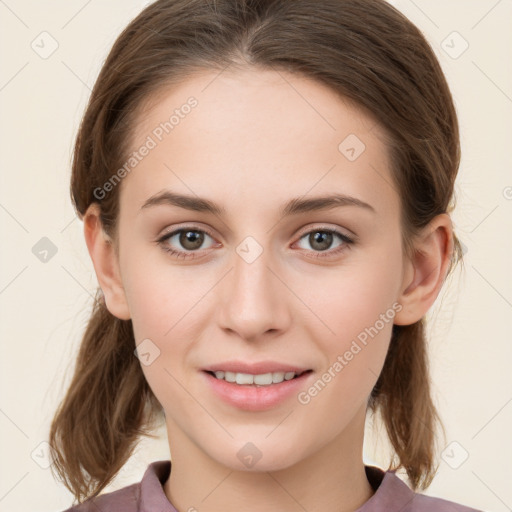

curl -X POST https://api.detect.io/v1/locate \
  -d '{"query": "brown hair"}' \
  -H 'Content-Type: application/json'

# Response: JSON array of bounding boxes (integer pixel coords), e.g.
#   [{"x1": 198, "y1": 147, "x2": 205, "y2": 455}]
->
[{"x1": 49, "y1": 0, "x2": 464, "y2": 504}]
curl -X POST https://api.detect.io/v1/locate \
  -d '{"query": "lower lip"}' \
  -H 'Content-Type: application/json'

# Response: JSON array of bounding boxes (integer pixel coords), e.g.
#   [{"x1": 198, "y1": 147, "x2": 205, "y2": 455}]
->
[{"x1": 201, "y1": 370, "x2": 314, "y2": 411}]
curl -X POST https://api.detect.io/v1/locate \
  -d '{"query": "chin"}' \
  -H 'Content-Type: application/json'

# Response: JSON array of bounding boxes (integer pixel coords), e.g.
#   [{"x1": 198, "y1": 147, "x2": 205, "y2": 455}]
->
[{"x1": 207, "y1": 438, "x2": 306, "y2": 473}]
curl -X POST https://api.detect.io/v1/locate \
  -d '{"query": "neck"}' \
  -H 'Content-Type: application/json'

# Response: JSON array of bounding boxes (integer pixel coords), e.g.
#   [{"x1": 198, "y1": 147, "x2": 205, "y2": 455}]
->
[{"x1": 163, "y1": 405, "x2": 375, "y2": 512}]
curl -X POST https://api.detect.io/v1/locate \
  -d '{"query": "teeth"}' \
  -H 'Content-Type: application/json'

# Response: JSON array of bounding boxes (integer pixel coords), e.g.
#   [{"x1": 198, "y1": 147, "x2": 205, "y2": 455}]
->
[{"x1": 213, "y1": 371, "x2": 298, "y2": 386}]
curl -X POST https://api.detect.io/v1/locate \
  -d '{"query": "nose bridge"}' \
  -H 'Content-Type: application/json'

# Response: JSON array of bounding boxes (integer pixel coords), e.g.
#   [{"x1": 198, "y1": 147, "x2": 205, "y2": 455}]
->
[
  {"x1": 218, "y1": 235, "x2": 288, "y2": 339},
  {"x1": 234, "y1": 236, "x2": 272, "y2": 295}
]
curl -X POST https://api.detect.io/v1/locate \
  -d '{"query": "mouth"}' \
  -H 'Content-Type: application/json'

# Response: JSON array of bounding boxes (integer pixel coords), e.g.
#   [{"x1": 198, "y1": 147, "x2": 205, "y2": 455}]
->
[
  {"x1": 201, "y1": 367, "x2": 315, "y2": 411},
  {"x1": 203, "y1": 369, "x2": 313, "y2": 387}
]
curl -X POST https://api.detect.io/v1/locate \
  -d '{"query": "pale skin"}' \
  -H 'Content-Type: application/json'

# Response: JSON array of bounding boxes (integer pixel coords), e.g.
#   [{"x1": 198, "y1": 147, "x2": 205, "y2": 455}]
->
[{"x1": 83, "y1": 68, "x2": 453, "y2": 512}]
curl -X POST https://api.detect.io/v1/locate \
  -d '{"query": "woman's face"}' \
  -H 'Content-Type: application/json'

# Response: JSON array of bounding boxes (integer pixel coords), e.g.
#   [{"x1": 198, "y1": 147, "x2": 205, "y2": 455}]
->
[{"x1": 110, "y1": 68, "x2": 410, "y2": 471}]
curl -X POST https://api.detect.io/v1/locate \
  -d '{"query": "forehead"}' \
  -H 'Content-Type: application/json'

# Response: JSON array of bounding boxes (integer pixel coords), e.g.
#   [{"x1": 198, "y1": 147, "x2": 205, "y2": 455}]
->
[
  {"x1": 120, "y1": 67, "x2": 397, "y2": 220},
  {"x1": 131, "y1": 66, "x2": 384, "y2": 146}
]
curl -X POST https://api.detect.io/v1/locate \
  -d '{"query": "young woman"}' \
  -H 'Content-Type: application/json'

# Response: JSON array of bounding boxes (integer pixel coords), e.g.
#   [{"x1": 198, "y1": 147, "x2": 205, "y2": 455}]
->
[{"x1": 49, "y1": 0, "x2": 481, "y2": 510}]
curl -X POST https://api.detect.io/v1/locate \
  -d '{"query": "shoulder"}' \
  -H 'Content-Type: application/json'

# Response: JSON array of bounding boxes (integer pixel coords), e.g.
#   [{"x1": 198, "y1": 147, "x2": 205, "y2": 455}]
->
[
  {"x1": 59, "y1": 482, "x2": 140, "y2": 512},
  {"x1": 408, "y1": 492, "x2": 483, "y2": 512},
  {"x1": 58, "y1": 460, "x2": 173, "y2": 512},
  {"x1": 362, "y1": 466, "x2": 483, "y2": 512}
]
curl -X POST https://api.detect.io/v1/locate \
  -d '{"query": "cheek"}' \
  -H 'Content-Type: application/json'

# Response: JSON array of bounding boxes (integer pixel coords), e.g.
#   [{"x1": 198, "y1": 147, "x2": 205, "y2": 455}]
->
[
  {"x1": 292, "y1": 247, "x2": 402, "y2": 408},
  {"x1": 123, "y1": 257, "x2": 205, "y2": 409},
  {"x1": 295, "y1": 277, "x2": 397, "y2": 438},
  {"x1": 120, "y1": 242, "x2": 203, "y2": 338},
  {"x1": 296, "y1": 253, "x2": 402, "y2": 347}
]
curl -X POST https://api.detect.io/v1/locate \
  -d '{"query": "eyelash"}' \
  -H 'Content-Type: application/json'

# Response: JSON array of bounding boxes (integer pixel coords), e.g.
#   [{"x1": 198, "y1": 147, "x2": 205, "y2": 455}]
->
[{"x1": 156, "y1": 225, "x2": 355, "y2": 261}]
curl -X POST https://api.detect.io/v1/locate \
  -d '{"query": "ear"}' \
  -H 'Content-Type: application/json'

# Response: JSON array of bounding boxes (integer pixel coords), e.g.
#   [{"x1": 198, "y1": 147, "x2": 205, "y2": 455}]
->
[
  {"x1": 393, "y1": 213, "x2": 454, "y2": 326},
  {"x1": 83, "y1": 203, "x2": 131, "y2": 320}
]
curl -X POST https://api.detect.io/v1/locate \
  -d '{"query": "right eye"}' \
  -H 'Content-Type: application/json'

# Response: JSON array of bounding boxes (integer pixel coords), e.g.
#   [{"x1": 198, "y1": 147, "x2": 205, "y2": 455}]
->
[{"x1": 157, "y1": 227, "x2": 218, "y2": 259}]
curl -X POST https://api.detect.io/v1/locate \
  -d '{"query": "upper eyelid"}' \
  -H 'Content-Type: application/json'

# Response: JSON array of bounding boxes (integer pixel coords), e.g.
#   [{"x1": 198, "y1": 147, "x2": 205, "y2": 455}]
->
[
  {"x1": 295, "y1": 224, "x2": 355, "y2": 240},
  {"x1": 158, "y1": 223, "x2": 215, "y2": 239}
]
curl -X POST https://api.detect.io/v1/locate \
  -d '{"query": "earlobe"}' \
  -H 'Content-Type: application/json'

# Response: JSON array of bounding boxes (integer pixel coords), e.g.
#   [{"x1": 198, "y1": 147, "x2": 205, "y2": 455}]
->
[
  {"x1": 393, "y1": 214, "x2": 453, "y2": 326},
  {"x1": 83, "y1": 204, "x2": 131, "y2": 320}
]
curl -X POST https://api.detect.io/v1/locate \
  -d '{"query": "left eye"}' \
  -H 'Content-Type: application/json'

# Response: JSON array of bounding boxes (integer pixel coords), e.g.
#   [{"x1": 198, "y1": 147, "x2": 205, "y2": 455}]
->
[{"x1": 294, "y1": 228, "x2": 354, "y2": 257}]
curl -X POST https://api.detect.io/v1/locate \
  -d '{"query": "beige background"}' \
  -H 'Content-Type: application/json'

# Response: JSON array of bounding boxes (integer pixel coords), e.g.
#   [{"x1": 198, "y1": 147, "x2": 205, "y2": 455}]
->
[{"x1": 0, "y1": 1, "x2": 511, "y2": 511}]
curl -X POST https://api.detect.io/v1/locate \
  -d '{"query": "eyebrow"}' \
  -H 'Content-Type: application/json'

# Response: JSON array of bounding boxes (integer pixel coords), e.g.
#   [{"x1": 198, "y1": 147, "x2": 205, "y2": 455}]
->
[{"x1": 140, "y1": 190, "x2": 376, "y2": 217}]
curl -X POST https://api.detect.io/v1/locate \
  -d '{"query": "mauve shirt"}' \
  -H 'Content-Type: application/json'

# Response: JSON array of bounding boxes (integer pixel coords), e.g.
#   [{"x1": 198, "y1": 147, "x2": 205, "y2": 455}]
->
[{"x1": 61, "y1": 460, "x2": 482, "y2": 511}]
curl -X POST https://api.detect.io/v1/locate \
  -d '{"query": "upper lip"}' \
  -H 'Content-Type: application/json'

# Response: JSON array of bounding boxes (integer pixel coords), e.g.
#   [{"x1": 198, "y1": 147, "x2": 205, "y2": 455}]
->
[{"x1": 202, "y1": 361, "x2": 312, "y2": 375}]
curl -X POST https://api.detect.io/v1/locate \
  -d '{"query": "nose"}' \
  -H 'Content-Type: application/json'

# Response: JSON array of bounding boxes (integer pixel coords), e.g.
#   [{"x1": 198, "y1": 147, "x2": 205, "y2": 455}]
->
[{"x1": 217, "y1": 242, "x2": 291, "y2": 342}]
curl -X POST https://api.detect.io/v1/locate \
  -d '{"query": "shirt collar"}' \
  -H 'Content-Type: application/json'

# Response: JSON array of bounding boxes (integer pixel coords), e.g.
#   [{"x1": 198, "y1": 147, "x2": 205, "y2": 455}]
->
[
  {"x1": 139, "y1": 460, "x2": 415, "y2": 512},
  {"x1": 355, "y1": 465, "x2": 415, "y2": 511}
]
